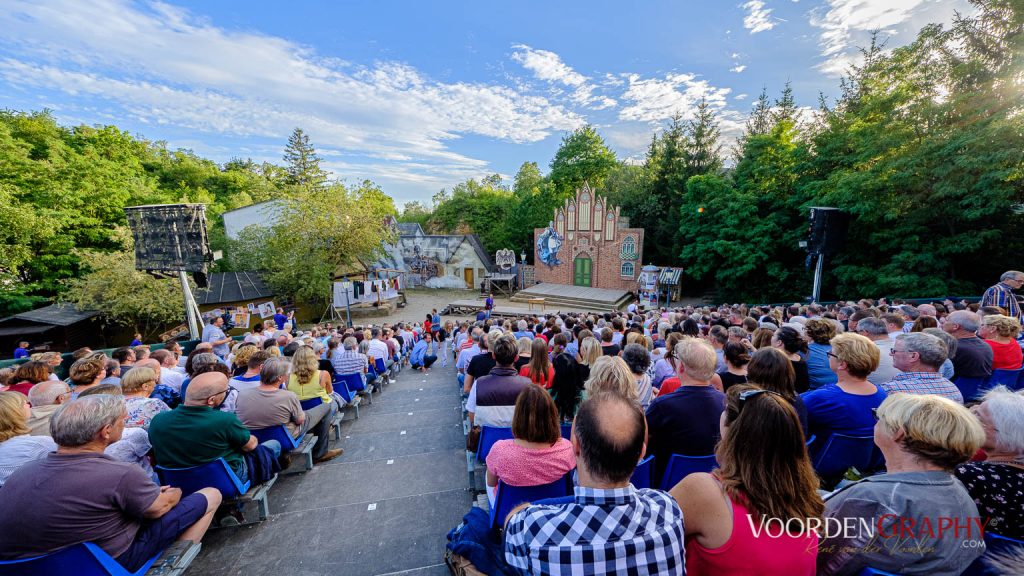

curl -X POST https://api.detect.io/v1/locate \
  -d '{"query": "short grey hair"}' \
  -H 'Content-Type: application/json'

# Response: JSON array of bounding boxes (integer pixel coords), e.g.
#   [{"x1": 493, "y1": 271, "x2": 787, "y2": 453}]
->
[
  {"x1": 50, "y1": 394, "x2": 125, "y2": 447},
  {"x1": 895, "y1": 333, "x2": 947, "y2": 368},
  {"x1": 192, "y1": 353, "x2": 221, "y2": 371},
  {"x1": 856, "y1": 317, "x2": 888, "y2": 336},
  {"x1": 922, "y1": 327, "x2": 958, "y2": 358},
  {"x1": 1000, "y1": 270, "x2": 1024, "y2": 282},
  {"x1": 260, "y1": 357, "x2": 291, "y2": 386},
  {"x1": 981, "y1": 386, "x2": 1024, "y2": 456},
  {"x1": 28, "y1": 380, "x2": 71, "y2": 407},
  {"x1": 343, "y1": 337, "x2": 357, "y2": 351},
  {"x1": 947, "y1": 310, "x2": 981, "y2": 333},
  {"x1": 517, "y1": 320, "x2": 528, "y2": 331},
  {"x1": 371, "y1": 327, "x2": 381, "y2": 338}
]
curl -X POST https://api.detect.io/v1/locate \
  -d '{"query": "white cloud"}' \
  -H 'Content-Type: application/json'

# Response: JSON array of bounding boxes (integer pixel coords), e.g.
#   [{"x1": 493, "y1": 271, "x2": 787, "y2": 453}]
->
[
  {"x1": 511, "y1": 44, "x2": 616, "y2": 109},
  {"x1": 0, "y1": 0, "x2": 585, "y2": 188},
  {"x1": 742, "y1": 1, "x2": 776, "y2": 34},
  {"x1": 735, "y1": 93, "x2": 750, "y2": 100},
  {"x1": 618, "y1": 73, "x2": 732, "y2": 124},
  {"x1": 730, "y1": 65, "x2": 748, "y2": 73},
  {"x1": 810, "y1": 0, "x2": 973, "y2": 76}
]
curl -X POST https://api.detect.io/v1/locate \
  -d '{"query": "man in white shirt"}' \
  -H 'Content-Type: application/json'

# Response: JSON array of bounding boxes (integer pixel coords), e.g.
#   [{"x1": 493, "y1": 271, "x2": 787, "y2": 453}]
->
[
  {"x1": 150, "y1": 350, "x2": 185, "y2": 393},
  {"x1": 366, "y1": 327, "x2": 390, "y2": 368}
]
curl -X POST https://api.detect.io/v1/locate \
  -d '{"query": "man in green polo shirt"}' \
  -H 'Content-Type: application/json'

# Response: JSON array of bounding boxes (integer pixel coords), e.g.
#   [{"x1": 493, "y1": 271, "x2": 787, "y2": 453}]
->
[{"x1": 150, "y1": 372, "x2": 280, "y2": 482}]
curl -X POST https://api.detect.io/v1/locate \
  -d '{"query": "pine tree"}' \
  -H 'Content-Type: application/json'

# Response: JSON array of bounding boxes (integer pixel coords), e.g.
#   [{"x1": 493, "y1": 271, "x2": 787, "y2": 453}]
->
[
  {"x1": 683, "y1": 99, "x2": 723, "y2": 176},
  {"x1": 282, "y1": 127, "x2": 328, "y2": 189}
]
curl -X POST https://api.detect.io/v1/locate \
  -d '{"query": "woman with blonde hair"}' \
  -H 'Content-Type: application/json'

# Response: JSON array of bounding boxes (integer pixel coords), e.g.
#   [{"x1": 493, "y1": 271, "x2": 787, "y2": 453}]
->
[
  {"x1": 120, "y1": 367, "x2": 169, "y2": 429},
  {"x1": 520, "y1": 337, "x2": 555, "y2": 388},
  {"x1": 820, "y1": 393, "x2": 986, "y2": 575},
  {"x1": 979, "y1": 314, "x2": 1023, "y2": 370},
  {"x1": 230, "y1": 343, "x2": 259, "y2": 377},
  {"x1": 671, "y1": 385, "x2": 822, "y2": 575},
  {"x1": 37, "y1": 351, "x2": 63, "y2": 381},
  {"x1": 0, "y1": 391, "x2": 56, "y2": 487},
  {"x1": 584, "y1": 356, "x2": 638, "y2": 402},
  {"x1": 288, "y1": 346, "x2": 343, "y2": 463},
  {"x1": 514, "y1": 336, "x2": 532, "y2": 371}
]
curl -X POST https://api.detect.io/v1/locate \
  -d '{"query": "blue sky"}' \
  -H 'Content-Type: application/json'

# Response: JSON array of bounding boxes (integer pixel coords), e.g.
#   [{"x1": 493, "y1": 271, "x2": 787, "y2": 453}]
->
[{"x1": 0, "y1": 0, "x2": 972, "y2": 207}]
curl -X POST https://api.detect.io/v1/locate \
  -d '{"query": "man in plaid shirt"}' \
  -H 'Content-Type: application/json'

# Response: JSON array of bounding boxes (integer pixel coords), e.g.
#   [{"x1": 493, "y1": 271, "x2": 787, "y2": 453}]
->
[
  {"x1": 504, "y1": 392, "x2": 686, "y2": 575},
  {"x1": 881, "y1": 333, "x2": 963, "y2": 403},
  {"x1": 981, "y1": 271, "x2": 1024, "y2": 321}
]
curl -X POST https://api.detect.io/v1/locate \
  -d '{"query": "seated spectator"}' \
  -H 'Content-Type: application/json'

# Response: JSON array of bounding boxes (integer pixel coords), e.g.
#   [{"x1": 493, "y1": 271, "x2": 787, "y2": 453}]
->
[
  {"x1": 332, "y1": 337, "x2": 369, "y2": 384},
  {"x1": 485, "y1": 385, "x2": 575, "y2": 505},
  {"x1": 955, "y1": 386, "x2": 1024, "y2": 539},
  {"x1": 804, "y1": 318, "x2": 839, "y2": 389},
  {"x1": 466, "y1": 333, "x2": 530, "y2": 428},
  {"x1": 0, "y1": 394, "x2": 221, "y2": 571},
  {"x1": 910, "y1": 315, "x2": 939, "y2": 332},
  {"x1": 77, "y1": 384, "x2": 156, "y2": 476},
  {"x1": 979, "y1": 314, "x2": 1023, "y2": 370},
  {"x1": 802, "y1": 333, "x2": 887, "y2": 454},
  {"x1": 504, "y1": 392, "x2": 685, "y2": 575},
  {"x1": 101, "y1": 357, "x2": 122, "y2": 386},
  {"x1": 228, "y1": 350, "x2": 270, "y2": 397},
  {"x1": 0, "y1": 391, "x2": 57, "y2": 486},
  {"x1": 772, "y1": 326, "x2": 810, "y2": 393},
  {"x1": 229, "y1": 343, "x2": 259, "y2": 378},
  {"x1": 670, "y1": 385, "x2": 822, "y2": 575},
  {"x1": 519, "y1": 337, "x2": 554, "y2": 388},
  {"x1": 717, "y1": 341, "x2": 750, "y2": 392},
  {"x1": 599, "y1": 328, "x2": 621, "y2": 356},
  {"x1": 120, "y1": 367, "x2": 170, "y2": 430},
  {"x1": 464, "y1": 331, "x2": 500, "y2": 395},
  {"x1": 111, "y1": 347, "x2": 137, "y2": 377},
  {"x1": 513, "y1": 337, "x2": 532, "y2": 371},
  {"x1": 923, "y1": 327, "x2": 958, "y2": 380},
  {"x1": 179, "y1": 352, "x2": 229, "y2": 400},
  {"x1": 751, "y1": 327, "x2": 775, "y2": 349},
  {"x1": 150, "y1": 372, "x2": 282, "y2": 483},
  {"x1": 819, "y1": 393, "x2": 985, "y2": 575},
  {"x1": 150, "y1": 350, "x2": 185, "y2": 394},
  {"x1": 882, "y1": 333, "x2": 962, "y2": 403},
  {"x1": 584, "y1": 356, "x2": 639, "y2": 402},
  {"x1": 8, "y1": 360, "x2": 48, "y2": 397},
  {"x1": 707, "y1": 325, "x2": 729, "y2": 372},
  {"x1": 410, "y1": 332, "x2": 438, "y2": 371},
  {"x1": 621, "y1": 343, "x2": 654, "y2": 408},
  {"x1": 748, "y1": 348, "x2": 808, "y2": 434},
  {"x1": 287, "y1": 347, "x2": 343, "y2": 464},
  {"x1": 27, "y1": 380, "x2": 72, "y2": 435},
  {"x1": 943, "y1": 310, "x2": 993, "y2": 379},
  {"x1": 646, "y1": 338, "x2": 726, "y2": 481},
  {"x1": 651, "y1": 333, "x2": 683, "y2": 389},
  {"x1": 236, "y1": 358, "x2": 307, "y2": 439},
  {"x1": 551, "y1": 333, "x2": 584, "y2": 422}
]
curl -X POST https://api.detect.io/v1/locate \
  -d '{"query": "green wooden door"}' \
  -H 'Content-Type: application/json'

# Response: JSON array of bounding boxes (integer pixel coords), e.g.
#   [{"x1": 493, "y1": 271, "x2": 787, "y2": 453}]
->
[{"x1": 573, "y1": 257, "x2": 592, "y2": 287}]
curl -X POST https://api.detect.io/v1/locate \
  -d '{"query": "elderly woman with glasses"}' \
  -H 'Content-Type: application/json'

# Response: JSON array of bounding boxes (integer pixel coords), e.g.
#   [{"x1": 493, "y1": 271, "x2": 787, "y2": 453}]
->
[
  {"x1": 819, "y1": 393, "x2": 986, "y2": 576},
  {"x1": 120, "y1": 367, "x2": 170, "y2": 430},
  {"x1": 955, "y1": 386, "x2": 1024, "y2": 539},
  {"x1": 669, "y1": 385, "x2": 823, "y2": 575}
]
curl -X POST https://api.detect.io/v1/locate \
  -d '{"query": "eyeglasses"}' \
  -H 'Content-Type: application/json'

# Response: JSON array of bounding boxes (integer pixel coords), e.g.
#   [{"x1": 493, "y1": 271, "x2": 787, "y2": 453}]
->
[
  {"x1": 737, "y1": 389, "x2": 783, "y2": 414},
  {"x1": 826, "y1": 351, "x2": 839, "y2": 359},
  {"x1": 197, "y1": 387, "x2": 231, "y2": 401}
]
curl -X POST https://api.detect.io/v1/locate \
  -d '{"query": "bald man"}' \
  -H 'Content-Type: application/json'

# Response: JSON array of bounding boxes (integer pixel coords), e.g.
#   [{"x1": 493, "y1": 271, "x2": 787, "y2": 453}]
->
[
  {"x1": 149, "y1": 372, "x2": 281, "y2": 484},
  {"x1": 504, "y1": 392, "x2": 686, "y2": 575}
]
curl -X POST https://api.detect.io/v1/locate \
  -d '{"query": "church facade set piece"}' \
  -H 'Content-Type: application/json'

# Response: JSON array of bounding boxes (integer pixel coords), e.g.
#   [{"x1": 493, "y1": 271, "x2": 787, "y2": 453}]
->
[{"x1": 533, "y1": 184, "x2": 644, "y2": 291}]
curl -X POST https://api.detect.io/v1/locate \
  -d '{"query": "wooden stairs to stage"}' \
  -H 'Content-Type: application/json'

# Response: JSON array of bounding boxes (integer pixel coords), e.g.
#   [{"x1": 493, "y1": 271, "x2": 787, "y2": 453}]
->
[{"x1": 510, "y1": 283, "x2": 634, "y2": 312}]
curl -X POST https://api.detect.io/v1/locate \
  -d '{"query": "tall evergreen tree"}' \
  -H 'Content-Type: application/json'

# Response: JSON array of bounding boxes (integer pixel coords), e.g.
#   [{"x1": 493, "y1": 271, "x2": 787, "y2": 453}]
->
[
  {"x1": 683, "y1": 99, "x2": 724, "y2": 177},
  {"x1": 282, "y1": 127, "x2": 328, "y2": 189}
]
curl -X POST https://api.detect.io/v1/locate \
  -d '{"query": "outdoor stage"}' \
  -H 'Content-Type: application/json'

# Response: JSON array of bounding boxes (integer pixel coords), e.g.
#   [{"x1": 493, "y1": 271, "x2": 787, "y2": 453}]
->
[{"x1": 510, "y1": 283, "x2": 633, "y2": 311}]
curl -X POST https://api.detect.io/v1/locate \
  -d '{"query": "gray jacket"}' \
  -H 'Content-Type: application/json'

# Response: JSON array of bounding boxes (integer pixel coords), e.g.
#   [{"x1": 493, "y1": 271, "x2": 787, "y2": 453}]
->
[{"x1": 818, "y1": 471, "x2": 984, "y2": 576}]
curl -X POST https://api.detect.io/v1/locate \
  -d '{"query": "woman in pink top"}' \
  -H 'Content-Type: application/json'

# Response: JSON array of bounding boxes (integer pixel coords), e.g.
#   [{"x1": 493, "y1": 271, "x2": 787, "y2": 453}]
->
[
  {"x1": 485, "y1": 385, "x2": 575, "y2": 506},
  {"x1": 670, "y1": 384, "x2": 823, "y2": 575}
]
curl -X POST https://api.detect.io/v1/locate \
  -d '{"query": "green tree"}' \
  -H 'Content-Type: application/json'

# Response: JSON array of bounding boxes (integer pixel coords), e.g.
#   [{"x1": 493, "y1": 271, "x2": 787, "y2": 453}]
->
[
  {"x1": 397, "y1": 201, "x2": 433, "y2": 228},
  {"x1": 548, "y1": 125, "x2": 617, "y2": 197},
  {"x1": 282, "y1": 127, "x2": 328, "y2": 189},
  {"x1": 428, "y1": 176, "x2": 518, "y2": 254}
]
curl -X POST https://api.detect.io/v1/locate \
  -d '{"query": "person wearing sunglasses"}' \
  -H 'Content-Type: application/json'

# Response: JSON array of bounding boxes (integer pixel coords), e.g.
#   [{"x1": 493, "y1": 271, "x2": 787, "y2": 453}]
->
[
  {"x1": 819, "y1": 393, "x2": 985, "y2": 575},
  {"x1": 669, "y1": 385, "x2": 823, "y2": 575}
]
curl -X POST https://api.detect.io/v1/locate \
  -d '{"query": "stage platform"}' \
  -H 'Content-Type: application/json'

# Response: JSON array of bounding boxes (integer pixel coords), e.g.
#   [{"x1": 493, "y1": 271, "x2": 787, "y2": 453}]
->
[{"x1": 510, "y1": 283, "x2": 633, "y2": 311}]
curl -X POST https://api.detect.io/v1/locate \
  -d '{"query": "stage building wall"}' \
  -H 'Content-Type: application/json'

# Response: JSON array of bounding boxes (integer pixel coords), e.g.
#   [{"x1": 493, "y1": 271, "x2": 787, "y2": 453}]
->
[{"x1": 533, "y1": 184, "x2": 643, "y2": 292}]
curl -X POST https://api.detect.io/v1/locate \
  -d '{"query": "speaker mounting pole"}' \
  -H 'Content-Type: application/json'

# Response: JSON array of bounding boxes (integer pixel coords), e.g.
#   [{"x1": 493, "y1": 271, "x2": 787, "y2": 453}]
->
[{"x1": 811, "y1": 253, "x2": 825, "y2": 303}]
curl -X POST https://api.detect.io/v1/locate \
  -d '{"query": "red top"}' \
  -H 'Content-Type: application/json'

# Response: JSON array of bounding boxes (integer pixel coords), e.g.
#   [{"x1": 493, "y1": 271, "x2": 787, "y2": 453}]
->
[
  {"x1": 423, "y1": 320, "x2": 432, "y2": 334},
  {"x1": 986, "y1": 339, "x2": 1023, "y2": 370},
  {"x1": 686, "y1": 491, "x2": 818, "y2": 576},
  {"x1": 485, "y1": 438, "x2": 575, "y2": 487},
  {"x1": 6, "y1": 380, "x2": 36, "y2": 399},
  {"x1": 519, "y1": 365, "x2": 555, "y2": 389},
  {"x1": 658, "y1": 377, "x2": 682, "y2": 396}
]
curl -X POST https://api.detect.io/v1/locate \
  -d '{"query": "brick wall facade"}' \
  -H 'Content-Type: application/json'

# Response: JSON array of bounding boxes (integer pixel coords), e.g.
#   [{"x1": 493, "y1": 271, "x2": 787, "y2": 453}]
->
[{"x1": 533, "y1": 184, "x2": 644, "y2": 292}]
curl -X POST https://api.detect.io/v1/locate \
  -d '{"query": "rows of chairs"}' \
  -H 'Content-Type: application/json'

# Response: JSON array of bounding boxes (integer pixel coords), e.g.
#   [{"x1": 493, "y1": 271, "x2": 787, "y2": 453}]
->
[{"x1": 954, "y1": 367, "x2": 1024, "y2": 402}]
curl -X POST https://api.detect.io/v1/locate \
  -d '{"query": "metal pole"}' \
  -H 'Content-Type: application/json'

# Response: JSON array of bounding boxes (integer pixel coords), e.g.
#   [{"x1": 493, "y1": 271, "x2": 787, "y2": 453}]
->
[
  {"x1": 179, "y1": 271, "x2": 200, "y2": 340},
  {"x1": 345, "y1": 289, "x2": 352, "y2": 327},
  {"x1": 812, "y1": 253, "x2": 825, "y2": 303}
]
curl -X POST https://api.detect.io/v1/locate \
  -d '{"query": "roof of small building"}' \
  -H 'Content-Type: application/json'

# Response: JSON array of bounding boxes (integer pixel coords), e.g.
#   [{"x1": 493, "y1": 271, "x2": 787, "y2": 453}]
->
[
  {"x1": 195, "y1": 272, "x2": 274, "y2": 305},
  {"x1": 1, "y1": 304, "x2": 100, "y2": 327}
]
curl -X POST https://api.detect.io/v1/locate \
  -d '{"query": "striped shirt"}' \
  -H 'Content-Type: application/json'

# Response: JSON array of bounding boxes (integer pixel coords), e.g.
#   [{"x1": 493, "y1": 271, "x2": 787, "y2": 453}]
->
[
  {"x1": 881, "y1": 372, "x2": 963, "y2": 403},
  {"x1": 982, "y1": 283, "x2": 1021, "y2": 320},
  {"x1": 505, "y1": 485, "x2": 686, "y2": 576}
]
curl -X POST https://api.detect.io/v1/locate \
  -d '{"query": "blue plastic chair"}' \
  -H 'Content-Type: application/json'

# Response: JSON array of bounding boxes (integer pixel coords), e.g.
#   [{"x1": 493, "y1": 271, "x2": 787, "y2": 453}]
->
[
  {"x1": 806, "y1": 434, "x2": 816, "y2": 447},
  {"x1": 156, "y1": 457, "x2": 250, "y2": 499},
  {"x1": 560, "y1": 423, "x2": 572, "y2": 441},
  {"x1": 954, "y1": 376, "x2": 990, "y2": 403},
  {"x1": 250, "y1": 424, "x2": 302, "y2": 451},
  {"x1": 812, "y1": 434, "x2": 876, "y2": 478},
  {"x1": 962, "y1": 532, "x2": 1024, "y2": 576},
  {"x1": 856, "y1": 568, "x2": 902, "y2": 576},
  {"x1": 631, "y1": 455, "x2": 654, "y2": 489},
  {"x1": 988, "y1": 368, "x2": 1023, "y2": 391},
  {"x1": 476, "y1": 426, "x2": 514, "y2": 464},
  {"x1": 659, "y1": 454, "x2": 718, "y2": 490},
  {"x1": 374, "y1": 358, "x2": 389, "y2": 386},
  {"x1": 489, "y1": 476, "x2": 570, "y2": 530},
  {"x1": 0, "y1": 542, "x2": 160, "y2": 576}
]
